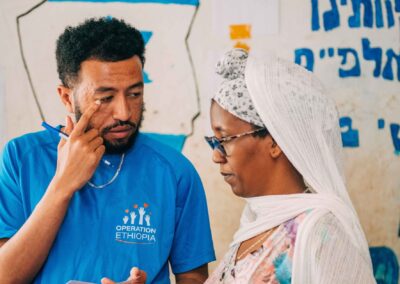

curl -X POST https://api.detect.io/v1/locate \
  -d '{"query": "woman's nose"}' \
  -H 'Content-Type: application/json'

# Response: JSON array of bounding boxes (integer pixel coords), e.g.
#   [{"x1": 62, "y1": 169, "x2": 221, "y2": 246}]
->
[{"x1": 212, "y1": 148, "x2": 227, "y2": 164}]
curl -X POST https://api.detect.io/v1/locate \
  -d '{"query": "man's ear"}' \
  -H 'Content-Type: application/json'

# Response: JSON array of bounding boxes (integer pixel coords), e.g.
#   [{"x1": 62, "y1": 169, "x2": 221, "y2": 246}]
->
[
  {"x1": 269, "y1": 138, "x2": 283, "y2": 159},
  {"x1": 57, "y1": 85, "x2": 75, "y2": 113}
]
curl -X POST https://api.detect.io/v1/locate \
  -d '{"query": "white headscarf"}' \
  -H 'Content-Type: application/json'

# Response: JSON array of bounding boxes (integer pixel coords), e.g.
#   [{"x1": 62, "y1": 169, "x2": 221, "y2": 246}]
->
[{"x1": 214, "y1": 49, "x2": 375, "y2": 283}]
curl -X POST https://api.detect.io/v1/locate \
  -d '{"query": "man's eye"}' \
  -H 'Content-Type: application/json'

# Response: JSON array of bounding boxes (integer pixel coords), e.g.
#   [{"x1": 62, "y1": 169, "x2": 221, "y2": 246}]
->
[
  {"x1": 128, "y1": 92, "x2": 141, "y2": 98},
  {"x1": 99, "y1": 96, "x2": 113, "y2": 103}
]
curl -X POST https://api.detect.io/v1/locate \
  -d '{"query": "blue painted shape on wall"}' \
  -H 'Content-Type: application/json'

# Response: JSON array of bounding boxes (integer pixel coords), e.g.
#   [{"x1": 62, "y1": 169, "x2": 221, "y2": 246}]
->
[
  {"x1": 362, "y1": 38, "x2": 382, "y2": 78},
  {"x1": 362, "y1": 0, "x2": 374, "y2": 27},
  {"x1": 348, "y1": 0, "x2": 362, "y2": 27},
  {"x1": 389, "y1": 123, "x2": 400, "y2": 153},
  {"x1": 48, "y1": 0, "x2": 199, "y2": 5},
  {"x1": 143, "y1": 72, "x2": 152, "y2": 84},
  {"x1": 369, "y1": 246, "x2": 399, "y2": 284},
  {"x1": 339, "y1": 116, "x2": 360, "y2": 147},
  {"x1": 311, "y1": 0, "x2": 321, "y2": 31},
  {"x1": 340, "y1": 0, "x2": 347, "y2": 4},
  {"x1": 378, "y1": 119, "x2": 385, "y2": 129},
  {"x1": 144, "y1": 133, "x2": 187, "y2": 151},
  {"x1": 328, "y1": 47, "x2": 335, "y2": 57},
  {"x1": 385, "y1": 0, "x2": 395, "y2": 27},
  {"x1": 141, "y1": 31, "x2": 153, "y2": 45},
  {"x1": 140, "y1": 31, "x2": 153, "y2": 84},
  {"x1": 295, "y1": 48, "x2": 314, "y2": 71},
  {"x1": 349, "y1": 0, "x2": 373, "y2": 28},
  {"x1": 319, "y1": 49, "x2": 326, "y2": 59},
  {"x1": 382, "y1": 49, "x2": 400, "y2": 81},
  {"x1": 395, "y1": 0, "x2": 400, "y2": 12},
  {"x1": 338, "y1": 48, "x2": 361, "y2": 77},
  {"x1": 375, "y1": 0, "x2": 384, "y2": 28},
  {"x1": 323, "y1": 0, "x2": 341, "y2": 31}
]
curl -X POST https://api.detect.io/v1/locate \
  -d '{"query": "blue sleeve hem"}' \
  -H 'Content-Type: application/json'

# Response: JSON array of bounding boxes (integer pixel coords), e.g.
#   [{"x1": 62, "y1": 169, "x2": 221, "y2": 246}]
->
[
  {"x1": 0, "y1": 231, "x2": 15, "y2": 239},
  {"x1": 171, "y1": 251, "x2": 216, "y2": 274}
]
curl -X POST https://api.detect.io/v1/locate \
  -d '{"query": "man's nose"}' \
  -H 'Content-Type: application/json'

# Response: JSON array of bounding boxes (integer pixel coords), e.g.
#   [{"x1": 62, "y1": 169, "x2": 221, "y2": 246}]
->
[{"x1": 112, "y1": 96, "x2": 131, "y2": 121}]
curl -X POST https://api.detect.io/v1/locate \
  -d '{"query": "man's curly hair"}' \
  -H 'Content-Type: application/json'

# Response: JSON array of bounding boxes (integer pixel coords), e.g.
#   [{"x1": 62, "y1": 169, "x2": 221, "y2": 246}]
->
[{"x1": 56, "y1": 17, "x2": 145, "y2": 87}]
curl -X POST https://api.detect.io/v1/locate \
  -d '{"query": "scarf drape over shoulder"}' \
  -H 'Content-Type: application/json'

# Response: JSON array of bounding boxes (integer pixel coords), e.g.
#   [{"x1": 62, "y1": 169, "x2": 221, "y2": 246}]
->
[{"x1": 214, "y1": 49, "x2": 375, "y2": 283}]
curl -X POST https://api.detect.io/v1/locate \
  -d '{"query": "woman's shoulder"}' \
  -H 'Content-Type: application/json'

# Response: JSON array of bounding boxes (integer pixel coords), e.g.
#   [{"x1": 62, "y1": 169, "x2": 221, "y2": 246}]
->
[
  {"x1": 306, "y1": 210, "x2": 348, "y2": 241},
  {"x1": 302, "y1": 211, "x2": 376, "y2": 283}
]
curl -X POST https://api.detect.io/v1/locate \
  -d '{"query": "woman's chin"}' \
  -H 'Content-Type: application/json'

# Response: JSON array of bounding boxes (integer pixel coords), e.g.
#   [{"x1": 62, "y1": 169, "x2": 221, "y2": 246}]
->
[
  {"x1": 223, "y1": 176, "x2": 248, "y2": 197},
  {"x1": 230, "y1": 185, "x2": 245, "y2": 198}
]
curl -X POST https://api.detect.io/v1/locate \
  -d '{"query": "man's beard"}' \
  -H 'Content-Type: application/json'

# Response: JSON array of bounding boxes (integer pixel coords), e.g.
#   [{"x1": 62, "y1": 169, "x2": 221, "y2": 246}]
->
[{"x1": 74, "y1": 105, "x2": 144, "y2": 155}]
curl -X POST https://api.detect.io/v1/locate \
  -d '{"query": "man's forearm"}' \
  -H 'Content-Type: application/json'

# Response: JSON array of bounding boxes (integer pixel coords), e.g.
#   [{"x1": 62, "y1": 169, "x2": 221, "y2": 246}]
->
[
  {"x1": 176, "y1": 279, "x2": 205, "y2": 284},
  {"x1": 0, "y1": 180, "x2": 73, "y2": 283},
  {"x1": 175, "y1": 264, "x2": 208, "y2": 284}
]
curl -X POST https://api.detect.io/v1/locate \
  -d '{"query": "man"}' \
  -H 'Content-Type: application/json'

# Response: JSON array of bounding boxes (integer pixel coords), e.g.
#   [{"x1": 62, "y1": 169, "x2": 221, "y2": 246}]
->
[{"x1": 0, "y1": 18, "x2": 215, "y2": 283}]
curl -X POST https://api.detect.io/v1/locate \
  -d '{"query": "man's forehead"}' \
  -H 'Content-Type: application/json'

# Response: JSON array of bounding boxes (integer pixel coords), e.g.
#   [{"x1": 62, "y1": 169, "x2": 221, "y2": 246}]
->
[
  {"x1": 77, "y1": 57, "x2": 143, "y2": 86},
  {"x1": 81, "y1": 56, "x2": 141, "y2": 72},
  {"x1": 93, "y1": 82, "x2": 144, "y2": 93}
]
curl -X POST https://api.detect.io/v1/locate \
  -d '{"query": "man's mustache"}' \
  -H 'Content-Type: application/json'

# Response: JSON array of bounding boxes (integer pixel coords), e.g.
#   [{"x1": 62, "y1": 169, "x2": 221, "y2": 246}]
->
[{"x1": 101, "y1": 120, "x2": 137, "y2": 135}]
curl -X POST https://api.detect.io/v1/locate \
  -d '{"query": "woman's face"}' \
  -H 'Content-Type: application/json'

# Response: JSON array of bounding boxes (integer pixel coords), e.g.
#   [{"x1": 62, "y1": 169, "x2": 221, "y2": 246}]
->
[{"x1": 209, "y1": 102, "x2": 274, "y2": 197}]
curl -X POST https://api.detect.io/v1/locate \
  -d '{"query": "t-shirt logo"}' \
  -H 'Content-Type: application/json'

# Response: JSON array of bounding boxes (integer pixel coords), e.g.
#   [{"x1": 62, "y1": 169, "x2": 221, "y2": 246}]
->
[{"x1": 115, "y1": 202, "x2": 157, "y2": 244}]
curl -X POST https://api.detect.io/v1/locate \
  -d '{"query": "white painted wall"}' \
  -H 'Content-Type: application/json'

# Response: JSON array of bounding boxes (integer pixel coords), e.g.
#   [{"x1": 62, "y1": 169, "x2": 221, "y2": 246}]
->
[{"x1": 0, "y1": 0, "x2": 398, "y2": 275}]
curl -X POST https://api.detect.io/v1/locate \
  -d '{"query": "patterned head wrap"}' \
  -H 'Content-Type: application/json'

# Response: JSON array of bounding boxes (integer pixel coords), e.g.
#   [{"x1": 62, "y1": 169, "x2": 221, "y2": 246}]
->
[{"x1": 213, "y1": 49, "x2": 264, "y2": 127}]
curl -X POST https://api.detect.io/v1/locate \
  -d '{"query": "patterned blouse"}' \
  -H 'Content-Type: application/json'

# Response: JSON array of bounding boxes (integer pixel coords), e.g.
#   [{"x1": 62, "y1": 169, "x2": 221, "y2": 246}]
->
[{"x1": 205, "y1": 211, "x2": 310, "y2": 284}]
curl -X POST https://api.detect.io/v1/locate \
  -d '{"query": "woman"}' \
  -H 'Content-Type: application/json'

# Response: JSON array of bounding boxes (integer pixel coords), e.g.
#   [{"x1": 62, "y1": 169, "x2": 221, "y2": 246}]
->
[{"x1": 204, "y1": 49, "x2": 375, "y2": 283}]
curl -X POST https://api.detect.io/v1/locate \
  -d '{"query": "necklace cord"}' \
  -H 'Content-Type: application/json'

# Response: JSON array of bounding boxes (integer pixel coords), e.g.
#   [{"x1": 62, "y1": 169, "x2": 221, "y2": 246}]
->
[
  {"x1": 87, "y1": 153, "x2": 125, "y2": 189},
  {"x1": 235, "y1": 229, "x2": 275, "y2": 261}
]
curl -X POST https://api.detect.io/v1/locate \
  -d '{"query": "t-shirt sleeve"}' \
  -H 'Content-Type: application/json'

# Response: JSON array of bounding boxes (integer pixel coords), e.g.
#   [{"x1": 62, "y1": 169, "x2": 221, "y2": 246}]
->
[
  {"x1": 169, "y1": 160, "x2": 216, "y2": 274},
  {"x1": 0, "y1": 141, "x2": 25, "y2": 239}
]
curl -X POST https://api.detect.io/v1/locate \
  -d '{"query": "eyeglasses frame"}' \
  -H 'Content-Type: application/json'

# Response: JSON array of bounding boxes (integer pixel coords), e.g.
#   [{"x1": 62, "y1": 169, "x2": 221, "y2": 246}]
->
[{"x1": 204, "y1": 128, "x2": 267, "y2": 157}]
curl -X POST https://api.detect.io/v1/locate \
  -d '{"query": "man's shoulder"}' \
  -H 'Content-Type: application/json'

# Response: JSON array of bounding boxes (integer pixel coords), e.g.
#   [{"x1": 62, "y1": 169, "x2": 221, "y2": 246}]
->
[
  {"x1": 3, "y1": 130, "x2": 57, "y2": 158},
  {"x1": 137, "y1": 133, "x2": 197, "y2": 173}
]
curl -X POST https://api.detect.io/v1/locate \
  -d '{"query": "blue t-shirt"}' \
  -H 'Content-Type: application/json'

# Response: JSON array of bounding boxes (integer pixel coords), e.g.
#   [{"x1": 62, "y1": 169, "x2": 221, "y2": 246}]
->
[{"x1": 0, "y1": 130, "x2": 215, "y2": 283}]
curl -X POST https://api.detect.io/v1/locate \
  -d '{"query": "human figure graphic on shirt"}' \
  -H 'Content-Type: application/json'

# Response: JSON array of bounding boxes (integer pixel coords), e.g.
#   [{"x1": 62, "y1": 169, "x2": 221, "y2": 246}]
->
[
  {"x1": 138, "y1": 207, "x2": 146, "y2": 225},
  {"x1": 145, "y1": 215, "x2": 151, "y2": 226},
  {"x1": 130, "y1": 211, "x2": 137, "y2": 225}
]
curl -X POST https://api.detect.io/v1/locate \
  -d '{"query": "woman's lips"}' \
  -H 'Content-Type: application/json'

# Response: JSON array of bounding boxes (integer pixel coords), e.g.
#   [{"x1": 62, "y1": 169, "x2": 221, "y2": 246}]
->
[{"x1": 221, "y1": 172, "x2": 234, "y2": 182}]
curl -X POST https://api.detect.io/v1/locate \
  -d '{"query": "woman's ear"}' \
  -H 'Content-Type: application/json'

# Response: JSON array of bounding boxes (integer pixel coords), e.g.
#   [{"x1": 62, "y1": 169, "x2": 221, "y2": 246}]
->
[
  {"x1": 57, "y1": 85, "x2": 75, "y2": 114},
  {"x1": 269, "y1": 138, "x2": 283, "y2": 159}
]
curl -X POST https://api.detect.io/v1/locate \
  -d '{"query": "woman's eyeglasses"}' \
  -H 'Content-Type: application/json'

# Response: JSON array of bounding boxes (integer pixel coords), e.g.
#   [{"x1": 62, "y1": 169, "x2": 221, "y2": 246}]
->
[{"x1": 204, "y1": 128, "x2": 267, "y2": 157}]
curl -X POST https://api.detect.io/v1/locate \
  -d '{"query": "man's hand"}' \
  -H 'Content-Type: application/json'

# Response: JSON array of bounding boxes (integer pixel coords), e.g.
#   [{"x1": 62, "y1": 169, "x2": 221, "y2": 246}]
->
[
  {"x1": 101, "y1": 267, "x2": 147, "y2": 284},
  {"x1": 0, "y1": 104, "x2": 105, "y2": 283},
  {"x1": 53, "y1": 103, "x2": 105, "y2": 195}
]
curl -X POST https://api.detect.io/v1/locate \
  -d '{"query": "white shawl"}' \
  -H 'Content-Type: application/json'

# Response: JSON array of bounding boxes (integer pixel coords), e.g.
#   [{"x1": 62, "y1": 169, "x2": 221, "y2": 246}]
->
[{"x1": 228, "y1": 52, "x2": 375, "y2": 283}]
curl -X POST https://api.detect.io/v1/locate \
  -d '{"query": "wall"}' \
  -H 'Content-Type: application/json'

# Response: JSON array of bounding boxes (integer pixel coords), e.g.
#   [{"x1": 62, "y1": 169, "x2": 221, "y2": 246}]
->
[{"x1": 0, "y1": 0, "x2": 398, "y2": 281}]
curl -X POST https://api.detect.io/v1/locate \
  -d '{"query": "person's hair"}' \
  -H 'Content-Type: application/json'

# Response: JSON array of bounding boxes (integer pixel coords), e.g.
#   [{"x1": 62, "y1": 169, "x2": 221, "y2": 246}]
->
[
  {"x1": 251, "y1": 123, "x2": 269, "y2": 138},
  {"x1": 56, "y1": 17, "x2": 145, "y2": 87}
]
